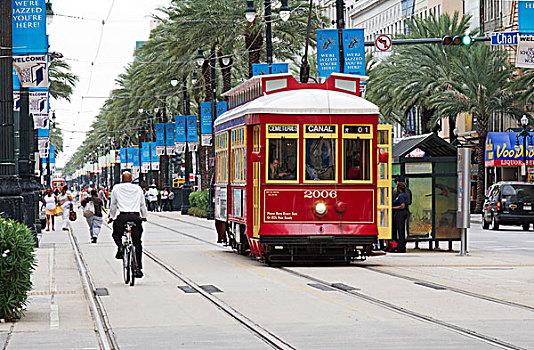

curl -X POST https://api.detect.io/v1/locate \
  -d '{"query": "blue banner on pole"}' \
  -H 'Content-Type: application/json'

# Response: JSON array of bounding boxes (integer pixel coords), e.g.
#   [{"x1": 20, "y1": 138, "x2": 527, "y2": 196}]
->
[
  {"x1": 132, "y1": 148, "x2": 140, "y2": 166},
  {"x1": 200, "y1": 102, "x2": 212, "y2": 134},
  {"x1": 217, "y1": 101, "x2": 228, "y2": 117},
  {"x1": 519, "y1": 1, "x2": 534, "y2": 33},
  {"x1": 165, "y1": 123, "x2": 175, "y2": 146},
  {"x1": 187, "y1": 115, "x2": 198, "y2": 142},
  {"x1": 127, "y1": 148, "x2": 135, "y2": 166},
  {"x1": 12, "y1": 0, "x2": 48, "y2": 54},
  {"x1": 252, "y1": 63, "x2": 290, "y2": 76},
  {"x1": 175, "y1": 115, "x2": 186, "y2": 142},
  {"x1": 342, "y1": 28, "x2": 365, "y2": 75},
  {"x1": 155, "y1": 123, "x2": 165, "y2": 146},
  {"x1": 317, "y1": 29, "x2": 340, "y2": 78},
  {"x1": 49, "y1": 145, "x2": 55, "y2": 163},
  {"x1": 120, "y1": 148, "x2": 127, "y2": 164},
  {"x1": 37, "y1": 128, "x2": 49, "y2": 138},
  {"x1": 150, "y1": 142, "x2": 158, "y2": 162},
  {"x1": 141, "y1": 142, "x2": 150, "y2": 164}
]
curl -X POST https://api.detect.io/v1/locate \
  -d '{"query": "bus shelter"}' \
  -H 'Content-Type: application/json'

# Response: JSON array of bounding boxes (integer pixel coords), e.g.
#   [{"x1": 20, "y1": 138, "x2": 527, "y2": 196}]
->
[{"x1": 392, "y1": 133, "x2": 460, "y2": 250}]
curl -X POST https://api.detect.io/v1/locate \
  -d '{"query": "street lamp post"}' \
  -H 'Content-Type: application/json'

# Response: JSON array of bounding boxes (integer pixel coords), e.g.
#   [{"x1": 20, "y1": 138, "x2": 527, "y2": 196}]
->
[
  {"x1": 245, "y1": 0, "x2": 291, "y2": 74},
  {"x1": 514, "y1": 115, "x2": 534, "y2": 182}
]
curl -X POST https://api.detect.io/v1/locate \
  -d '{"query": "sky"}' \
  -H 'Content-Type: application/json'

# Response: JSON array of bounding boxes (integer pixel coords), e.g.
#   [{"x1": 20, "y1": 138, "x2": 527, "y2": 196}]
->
[{"x1": 48, "y1": 0, "x2": 170, "y2": 168}]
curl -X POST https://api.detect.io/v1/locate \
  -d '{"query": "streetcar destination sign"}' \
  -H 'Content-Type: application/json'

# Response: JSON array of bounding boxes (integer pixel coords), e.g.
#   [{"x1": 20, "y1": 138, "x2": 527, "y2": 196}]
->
[
  {"x1": 306, "y1": 125, "x2": 336, "y2": 133},
  {"x1": 344, "y1": 125, "x2": 371, "y2": 135},
  {"x1": 268, "y1": 125, "x2": 297, "y2": 133},
  {"x1": 491, "y1": 32, "x2": 518, "y2": 45}
]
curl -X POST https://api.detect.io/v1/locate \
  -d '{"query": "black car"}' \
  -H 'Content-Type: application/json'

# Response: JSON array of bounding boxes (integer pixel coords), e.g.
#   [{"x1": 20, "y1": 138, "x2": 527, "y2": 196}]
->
[{"x1": 482, "y1": 182, "x2": 534, "y2": 231}]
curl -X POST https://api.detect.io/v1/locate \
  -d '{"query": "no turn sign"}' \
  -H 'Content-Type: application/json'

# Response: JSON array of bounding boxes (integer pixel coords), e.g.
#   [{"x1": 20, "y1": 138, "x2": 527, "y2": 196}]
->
[{"x1": 374, "y1": 34, "x2": 392, "y2": 52}]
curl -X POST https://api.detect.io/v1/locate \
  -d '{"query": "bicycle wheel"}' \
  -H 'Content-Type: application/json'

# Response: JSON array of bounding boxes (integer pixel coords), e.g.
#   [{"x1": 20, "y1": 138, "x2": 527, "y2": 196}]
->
[
  {"x1": 129, "y1": 245, "x2": 136, "y2": 286},
  {"x1": 123, "y1": 246, "x2": 130, "y2": 284}
]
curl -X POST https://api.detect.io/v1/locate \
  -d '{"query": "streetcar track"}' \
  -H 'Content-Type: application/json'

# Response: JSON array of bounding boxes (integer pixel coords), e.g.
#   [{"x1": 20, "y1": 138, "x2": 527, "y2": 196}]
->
[
  {"x1": 147, "y1": 215, "x2": 530, "y2": 349},
  {"x1": 143, "y1": 250, "x2": 295, "y2": 350},
  {"x1": 1, "y1": 324, "x2": 14, "y2": 350},
  {"x1": 67, "y1": 227, "x2": 119, "y2": 350},
  {"x1": 151, "y1": 214, "x2": 534, "y2": 313}
]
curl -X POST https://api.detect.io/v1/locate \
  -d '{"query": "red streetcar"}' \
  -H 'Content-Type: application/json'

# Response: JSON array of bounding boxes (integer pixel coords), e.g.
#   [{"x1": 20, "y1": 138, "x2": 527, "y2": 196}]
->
[{"x1": 214, "y1": 73, "x2": 392, "y2": 263}]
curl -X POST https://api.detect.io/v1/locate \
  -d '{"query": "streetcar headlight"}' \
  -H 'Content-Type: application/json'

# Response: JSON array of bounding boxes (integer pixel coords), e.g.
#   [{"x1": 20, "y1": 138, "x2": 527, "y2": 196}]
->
[{"x1": 315, "y1": 202, "x2": 327, "y2": 215}]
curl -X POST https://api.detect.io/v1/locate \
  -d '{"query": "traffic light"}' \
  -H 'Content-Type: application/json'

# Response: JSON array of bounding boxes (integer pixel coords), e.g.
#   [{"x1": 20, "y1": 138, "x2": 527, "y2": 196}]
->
[{"x1": 442, "y1": 35, "x2": 473, "y2": 46}]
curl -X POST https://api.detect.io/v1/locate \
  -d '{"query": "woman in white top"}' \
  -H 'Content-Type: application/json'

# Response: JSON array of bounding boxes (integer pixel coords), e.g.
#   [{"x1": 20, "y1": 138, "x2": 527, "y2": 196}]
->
[
  {"x1": 58, "y1": 186, "x2": 74, "y2": 231},
  {"x1": 41, "y1": 188, "x2": 57, "y2": 231}
]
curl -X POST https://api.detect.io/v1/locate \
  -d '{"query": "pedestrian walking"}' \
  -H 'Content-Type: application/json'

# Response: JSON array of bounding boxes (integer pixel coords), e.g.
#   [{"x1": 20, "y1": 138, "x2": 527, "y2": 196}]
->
[
  {"x1": 392, "y1": 182, "x2": 410, "y2": 253},
  {"x1": 161, "y1": 188, "x2": 169, "y2": 211},
  {"x1": 147, "y1": 184, "x2": 159, "y2": 212},
  {"x1": 58, "y1": 186, "x2": 74, "y2": 231},
  {"x1": 167, "y1": 189, "x2": 174, "y2": 211},
  {"x1": 41, "y1": 188, "x2": 57, "y2": 231},
  {"x1": 81, "y1": 189, "x2": 104, "y2": 243}
]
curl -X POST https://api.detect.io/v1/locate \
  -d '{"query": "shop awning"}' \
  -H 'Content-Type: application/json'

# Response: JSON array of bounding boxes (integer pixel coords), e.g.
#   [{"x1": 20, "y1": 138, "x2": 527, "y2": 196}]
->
[{"x1": 485, "y1": 131, "x2": 534, "y2": 167}]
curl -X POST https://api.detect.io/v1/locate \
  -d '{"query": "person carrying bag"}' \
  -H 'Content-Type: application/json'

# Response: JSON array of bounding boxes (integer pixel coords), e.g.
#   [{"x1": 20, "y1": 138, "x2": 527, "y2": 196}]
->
[{"x1": 81, "y1": 189, "x2": 104, "y2": 243}]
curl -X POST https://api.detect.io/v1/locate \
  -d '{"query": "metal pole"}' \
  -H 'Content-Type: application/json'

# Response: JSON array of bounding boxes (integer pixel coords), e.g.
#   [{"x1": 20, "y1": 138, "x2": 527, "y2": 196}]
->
[
  {"x1": 181, "y1": 76, "x2": 191, "y2": 214},
  {"x1": 457, "y1": 146, "x2": 471, "y2": 256},
  {"x1": 206, "y1": 43, "x2": 217, "y2": 220},
  {"x1": 336, "y1": 0, "x2": 345, "y2": 73},
  {"x1": 523, "y1": 130, "x2": 528, "y2": 182},
  {"x1": 264, "y1": 0, "x2": 273, "y2": 74}
]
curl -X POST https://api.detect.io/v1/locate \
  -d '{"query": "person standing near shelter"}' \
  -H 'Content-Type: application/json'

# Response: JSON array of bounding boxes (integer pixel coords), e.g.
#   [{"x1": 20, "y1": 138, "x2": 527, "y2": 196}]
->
[
  {"x1": 393, "y1": 175, "x2": 412, "y2": 235},
  {"x1": 58, "y1": 186, "x2": 74, "y2": 231},
  {"x1": 392, "y1": 182, "x2": 410, "y2": 253},
  {"x1": 109, "y1": 172, "x2": 148, "y2": 278},
  {"x1": 81, "y1": 189, "x2": 104, "y2": 243},
  {"x1": 147, "y1": 184, "x2": 159, "y2": 212}
]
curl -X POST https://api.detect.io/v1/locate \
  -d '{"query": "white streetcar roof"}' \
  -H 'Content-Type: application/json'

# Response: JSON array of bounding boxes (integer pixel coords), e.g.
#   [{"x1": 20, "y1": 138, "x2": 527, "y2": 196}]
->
[{"x1": 215, "y1": 88, "x2": 379, "y2": 127}]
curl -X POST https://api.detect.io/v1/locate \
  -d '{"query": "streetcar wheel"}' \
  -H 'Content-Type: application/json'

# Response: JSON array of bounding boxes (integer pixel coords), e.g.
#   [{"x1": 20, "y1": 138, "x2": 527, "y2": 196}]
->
[
  {"x1": 523, "y1": 223, "x2": 530, "y2": 231},
  {"x1": 123, "y1": 248, "x2": 130, "y2": 284},
  {"x1": 129, "y1": 247, "x2": 137, "y2": 287},
  {"x1": 482, "y1": 217, "x2": 489, "y2": 230},
  {"x1": 490, "y1": 215, "x2": 500, "y2": 231}
]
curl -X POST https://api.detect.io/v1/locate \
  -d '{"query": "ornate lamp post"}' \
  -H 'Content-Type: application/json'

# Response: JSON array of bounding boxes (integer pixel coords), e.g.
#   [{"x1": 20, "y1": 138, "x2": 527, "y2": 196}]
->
[
  {"x1": 244, "y1": 0, "x2": 291, "y2": 74},
  {"x1": 514, "y1": 115, "x2": 534, "y2": 182}
]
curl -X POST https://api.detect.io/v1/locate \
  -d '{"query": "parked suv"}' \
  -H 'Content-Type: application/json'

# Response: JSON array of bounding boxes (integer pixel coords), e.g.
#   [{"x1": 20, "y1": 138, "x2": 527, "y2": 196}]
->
[{"x1": 482, "y1": 182, "x2": 534, "y2": 231}]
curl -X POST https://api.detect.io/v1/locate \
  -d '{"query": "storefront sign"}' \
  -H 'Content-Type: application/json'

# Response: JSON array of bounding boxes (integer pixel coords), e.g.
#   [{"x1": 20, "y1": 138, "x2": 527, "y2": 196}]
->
[{"x1": 485, "y1": 132, "x2": 534, "y2": 167}]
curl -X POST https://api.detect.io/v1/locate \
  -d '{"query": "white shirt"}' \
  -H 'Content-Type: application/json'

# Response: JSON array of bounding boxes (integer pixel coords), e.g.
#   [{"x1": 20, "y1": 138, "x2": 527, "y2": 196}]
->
[
  {"x1": 161, "y1": 190, "x2": 168, "y2": 200},
  {"x1": 43, "y1": 195, "x2": 56, "y2": 210},
  {"x1": 109, "y1": 182, "x2": 148, "y2": 219},
  {"x1": 147, "y1": 188, "x2": 159, "y2": 202}
]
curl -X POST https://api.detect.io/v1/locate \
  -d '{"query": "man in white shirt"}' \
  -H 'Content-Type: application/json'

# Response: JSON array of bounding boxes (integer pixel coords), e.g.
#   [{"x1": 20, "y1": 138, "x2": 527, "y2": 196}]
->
[
  {"x1": 109, "y1": 171, "x2": 148, "y2": 278},
  {"x1": 147, "y1": 184, "x2": 159, "y2": 212}
]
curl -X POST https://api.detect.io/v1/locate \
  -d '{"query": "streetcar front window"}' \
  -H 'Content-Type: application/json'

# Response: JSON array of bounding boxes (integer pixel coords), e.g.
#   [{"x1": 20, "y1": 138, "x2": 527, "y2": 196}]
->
[
  {"x1": 305, "y1": 138, "x2": 336, "y2": 181},
  {"x1": 344, "y1": 139, "x2": 370, "y2": 181},
  {"x1": 268, "y1": 139, "x2": 297, "y2": 181}
]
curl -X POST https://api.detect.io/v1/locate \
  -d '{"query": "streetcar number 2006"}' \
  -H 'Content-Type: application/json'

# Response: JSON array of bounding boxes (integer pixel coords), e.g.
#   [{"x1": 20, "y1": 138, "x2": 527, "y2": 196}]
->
[{"x1": 303, "y1": 190, "x2": 337, "y2": 199}]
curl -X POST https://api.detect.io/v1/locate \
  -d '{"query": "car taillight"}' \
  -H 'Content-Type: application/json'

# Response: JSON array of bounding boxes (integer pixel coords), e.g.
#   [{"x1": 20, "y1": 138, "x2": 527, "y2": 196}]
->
[{"x1": 496, "y1": 201, "x2": 501, "y2": 211}]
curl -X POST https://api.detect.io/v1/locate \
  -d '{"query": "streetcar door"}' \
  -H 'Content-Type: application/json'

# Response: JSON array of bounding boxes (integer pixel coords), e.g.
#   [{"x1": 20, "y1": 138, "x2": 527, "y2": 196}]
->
[
  {"x1": 377, "y1": 125, "x2": 392, "y2": 240},
  {"x1": 253, "y1": 125, "x2": 261, "y2": 238}
]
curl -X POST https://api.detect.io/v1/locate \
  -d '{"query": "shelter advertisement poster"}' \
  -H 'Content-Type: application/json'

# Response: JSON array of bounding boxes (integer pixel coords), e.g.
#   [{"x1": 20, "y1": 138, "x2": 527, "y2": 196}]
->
[
  {"x1": 317, "y1": 29, "x2": 340, "y2": 78},
  {"x1": 519, "y1": 1, "x2": 534, "y2": 33},
  {"x1": 516, "y1": 35, "x2": 534, "y2": 68},
  {"x1": 12, "y1": 0, "x2": 48, "y2": 54},
  {"x1": 141, "y1": 142, "x2": 150, "y2": 173},
  {"x1": 342, "y1": 28, "x2": 365, "y2": 75},
  {"x1": 13, "y1": 55, "x2": 48, "y2": 88}
]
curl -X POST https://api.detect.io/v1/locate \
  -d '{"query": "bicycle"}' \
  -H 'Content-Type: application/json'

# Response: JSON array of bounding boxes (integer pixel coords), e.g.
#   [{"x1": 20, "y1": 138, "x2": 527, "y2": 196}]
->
[{"x1": 122, "y1": 221, "x2": 138, "y2": 286}]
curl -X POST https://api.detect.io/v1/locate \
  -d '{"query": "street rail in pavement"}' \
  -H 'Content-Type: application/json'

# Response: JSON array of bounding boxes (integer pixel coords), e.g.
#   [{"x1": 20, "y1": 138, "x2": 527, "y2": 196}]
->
[{"x1": 148, "y1": 213, "x2": 530, "y2": 350}]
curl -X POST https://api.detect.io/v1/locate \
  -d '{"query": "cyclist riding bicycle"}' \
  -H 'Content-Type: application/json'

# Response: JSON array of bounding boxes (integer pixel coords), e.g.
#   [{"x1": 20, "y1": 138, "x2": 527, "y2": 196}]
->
[{"x1": 109, "y1": 171, "x2": 148, "y2": 278}]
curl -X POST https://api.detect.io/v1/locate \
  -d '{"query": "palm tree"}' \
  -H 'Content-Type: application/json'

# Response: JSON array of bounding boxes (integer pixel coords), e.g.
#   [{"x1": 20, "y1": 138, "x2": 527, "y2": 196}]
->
[
  {"x1": 49, "y1": 53, "x2": 78, "y2": 102},
  {"x1": 366, "y1": 12, "x2": 472, "y2": 138},
  {"x1": 429, "y1": 45, "x2": 524, "y2": 213}
]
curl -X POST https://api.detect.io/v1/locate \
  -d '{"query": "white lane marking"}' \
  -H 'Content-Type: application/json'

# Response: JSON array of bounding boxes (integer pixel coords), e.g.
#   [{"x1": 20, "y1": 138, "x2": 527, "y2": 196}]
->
[
  {"x1": 487, "y1": 247, "x2": 534, "y2": 251},
  {"x1": 49, "y1": 304, "x2": 59, "y2": 329}
]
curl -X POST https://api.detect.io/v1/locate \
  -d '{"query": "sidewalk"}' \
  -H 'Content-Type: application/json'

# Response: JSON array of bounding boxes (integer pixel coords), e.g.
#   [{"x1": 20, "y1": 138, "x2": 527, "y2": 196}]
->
[{"x1": 0, "y1": 223, "x2": 98, "y2": 350}]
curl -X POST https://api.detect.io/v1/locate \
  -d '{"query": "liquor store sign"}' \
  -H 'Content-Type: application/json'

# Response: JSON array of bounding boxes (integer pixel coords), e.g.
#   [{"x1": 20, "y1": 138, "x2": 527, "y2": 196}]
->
[{"x1": 484, "y1": 132, "x2": 534, "y2": 167}]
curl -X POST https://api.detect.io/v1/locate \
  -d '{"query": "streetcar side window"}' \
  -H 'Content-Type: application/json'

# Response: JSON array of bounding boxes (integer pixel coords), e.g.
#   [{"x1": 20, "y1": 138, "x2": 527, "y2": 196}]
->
[
  {"x1": 305, "y1": 138, "x2": 336, "y2": 181},
  {"x1": 344, "y1": 139, "x2": 371, "y2": 181},
  {"x1": 268, "y1": 139, "x2": 297, "y2": 181}
]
